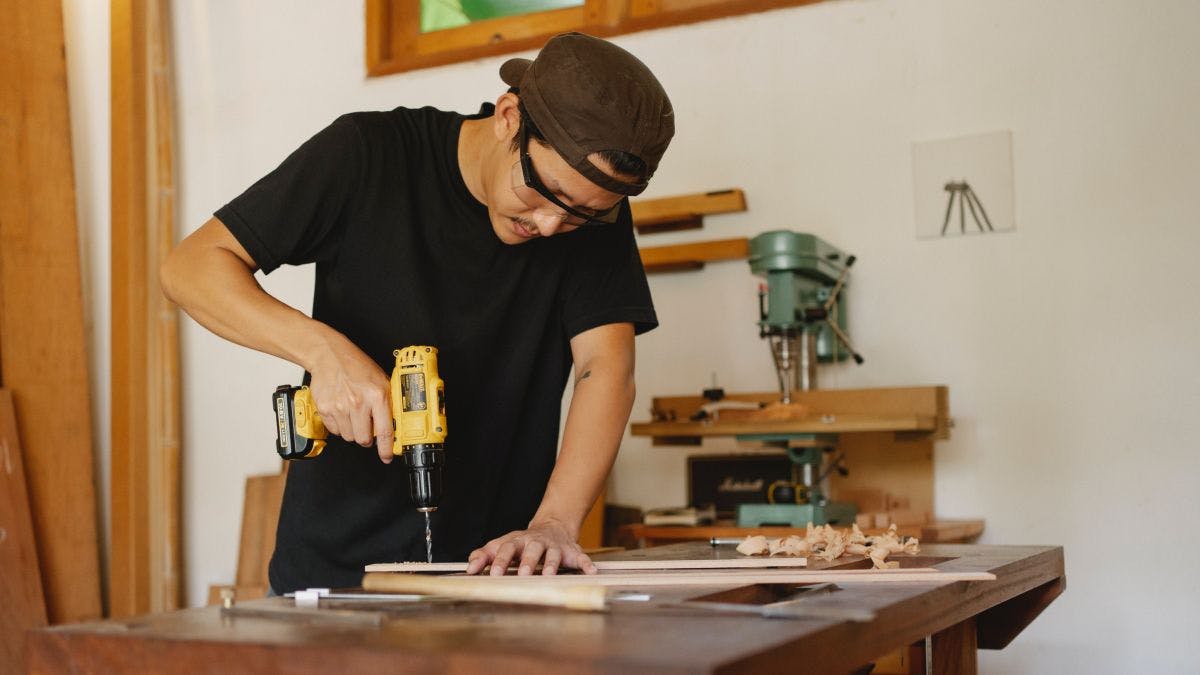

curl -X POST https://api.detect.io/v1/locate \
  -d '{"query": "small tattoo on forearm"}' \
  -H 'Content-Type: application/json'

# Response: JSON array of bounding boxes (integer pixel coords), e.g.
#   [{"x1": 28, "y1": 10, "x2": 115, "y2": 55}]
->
[{"x1": 575, "y1": 370, "x2": 592, "y2": 387}]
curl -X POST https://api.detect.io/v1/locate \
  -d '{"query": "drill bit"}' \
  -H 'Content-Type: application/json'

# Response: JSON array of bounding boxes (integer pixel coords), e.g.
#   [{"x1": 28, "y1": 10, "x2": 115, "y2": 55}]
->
[{"x1": 424, "y1": 511, "x2": 433, "y2": 563}]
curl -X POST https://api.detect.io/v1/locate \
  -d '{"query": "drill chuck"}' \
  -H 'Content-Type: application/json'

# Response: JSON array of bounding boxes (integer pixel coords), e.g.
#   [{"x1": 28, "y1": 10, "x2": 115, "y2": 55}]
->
[{"x1": 403, "y1": 443, "x2": 445, "y2": 511}]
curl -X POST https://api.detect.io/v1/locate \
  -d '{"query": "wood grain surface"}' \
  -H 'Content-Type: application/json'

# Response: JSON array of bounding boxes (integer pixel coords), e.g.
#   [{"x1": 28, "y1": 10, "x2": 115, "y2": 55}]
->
[
  {"x1": 0, "y1": 0, "x2": 103, "y2": 624},
  {"x1": 110, "y1": 0, "x2": 184, "y2": 617},
  {"x1": 236, "y1": 470, "x2": 286, "y2": 588},
  {"x1": 365, "y1": 557, "x2": 811, "y2": 573},
  {"x1": 0, "y1": 390, "x2": 47, "y2": 672},
  {"x1": 28, "y1": 543, "x2": 1064, "y2": 674}
]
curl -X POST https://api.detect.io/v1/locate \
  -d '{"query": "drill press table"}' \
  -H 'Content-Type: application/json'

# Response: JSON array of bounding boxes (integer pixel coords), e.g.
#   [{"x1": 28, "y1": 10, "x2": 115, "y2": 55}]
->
[{"x1": 26, "y1": 544, "x2": 1063, "y2": 674}]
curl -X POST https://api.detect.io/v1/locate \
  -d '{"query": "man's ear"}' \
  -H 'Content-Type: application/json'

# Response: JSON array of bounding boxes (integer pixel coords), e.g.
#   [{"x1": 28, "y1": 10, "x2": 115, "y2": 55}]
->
[{"x1": 493, "y1": 92, "x2": 521, "y2": 143}]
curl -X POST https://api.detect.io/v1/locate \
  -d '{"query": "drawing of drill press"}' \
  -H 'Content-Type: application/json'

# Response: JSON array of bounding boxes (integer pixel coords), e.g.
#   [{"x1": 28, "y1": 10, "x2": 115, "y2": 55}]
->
[{"x1": 735, "y1": 231, "x2": 864, "y2": 527}]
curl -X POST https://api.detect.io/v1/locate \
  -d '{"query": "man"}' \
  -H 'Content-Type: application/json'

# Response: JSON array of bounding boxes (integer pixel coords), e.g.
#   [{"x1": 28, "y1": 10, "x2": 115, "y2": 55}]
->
[{"x1": 161, "y1": 33, "x2": 674, "y2": 592}]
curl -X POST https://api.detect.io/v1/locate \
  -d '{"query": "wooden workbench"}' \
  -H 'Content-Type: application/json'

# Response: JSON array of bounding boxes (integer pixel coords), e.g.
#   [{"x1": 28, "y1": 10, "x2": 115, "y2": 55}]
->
[{"x1": 26, "y1": 543, "x2": 1063, "y2": 674}]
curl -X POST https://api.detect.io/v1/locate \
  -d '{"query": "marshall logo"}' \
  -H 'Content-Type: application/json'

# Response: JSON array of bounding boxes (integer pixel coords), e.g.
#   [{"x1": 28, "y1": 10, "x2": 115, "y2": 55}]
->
[{"x1": 717, "y1": 477, "x2": 763, "y2": 493}]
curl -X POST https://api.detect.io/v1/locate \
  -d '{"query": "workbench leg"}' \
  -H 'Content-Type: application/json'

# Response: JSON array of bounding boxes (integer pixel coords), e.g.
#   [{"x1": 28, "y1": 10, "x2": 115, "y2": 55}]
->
[{"x1": 929, "y1": 617, "x2": 977, "y2": 675}]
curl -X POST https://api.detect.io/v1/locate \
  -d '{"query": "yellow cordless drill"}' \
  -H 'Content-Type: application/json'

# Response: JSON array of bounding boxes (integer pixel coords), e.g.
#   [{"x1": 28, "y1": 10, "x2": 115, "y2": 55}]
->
[{"x1": 272, "y1": 345, "x2": 447, "y2": 562}]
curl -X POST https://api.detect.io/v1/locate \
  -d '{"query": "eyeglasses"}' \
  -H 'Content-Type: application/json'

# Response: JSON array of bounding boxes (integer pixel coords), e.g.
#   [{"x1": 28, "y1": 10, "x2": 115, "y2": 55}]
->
[{"x1": 510, "y1": 115, "x2": 623, "y2": 228}]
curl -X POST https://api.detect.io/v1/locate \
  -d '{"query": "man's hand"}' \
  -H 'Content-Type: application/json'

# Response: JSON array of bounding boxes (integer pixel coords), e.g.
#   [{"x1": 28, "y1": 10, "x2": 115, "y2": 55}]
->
[
  {"x1": 161, "y1": 217, "x2": 395, "y2": 464},
  {"x1": 465, "y1": 519, "x2": 597, "y2": 576},
  {"x1": 307, "y1": 332, "x2": 395, "y2": 463}
]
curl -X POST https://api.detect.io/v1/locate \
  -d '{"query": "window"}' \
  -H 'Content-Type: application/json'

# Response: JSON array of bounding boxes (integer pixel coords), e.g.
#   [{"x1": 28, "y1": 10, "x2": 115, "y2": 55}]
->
[{"x1": 367, "y1": 0, "x2": 823, "y2": 76}]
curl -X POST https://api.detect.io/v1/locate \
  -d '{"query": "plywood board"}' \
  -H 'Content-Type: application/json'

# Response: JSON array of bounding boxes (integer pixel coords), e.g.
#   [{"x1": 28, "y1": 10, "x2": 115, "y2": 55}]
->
[
  {"x1": 0, "y1": 0, "x2": 102, "y2": 624},
  {"x1": 363, "y1": 568, "x2": 995, "y2": 589},
  {"x1": 366, "y1": 558, "x2": 810, "y2": 573},
  {"x1": 0, "y1": 390, "x2": 47, "y2": 671}
]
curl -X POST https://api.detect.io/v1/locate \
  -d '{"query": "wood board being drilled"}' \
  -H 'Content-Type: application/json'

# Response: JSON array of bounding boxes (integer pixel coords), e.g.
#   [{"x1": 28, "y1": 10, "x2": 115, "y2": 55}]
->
[
  {"x1": 365, "y1": 558, "x2": 809, "y2": 573},
  {"x1": 362, "y1": 568, "x2": 996, "y2": 592}
]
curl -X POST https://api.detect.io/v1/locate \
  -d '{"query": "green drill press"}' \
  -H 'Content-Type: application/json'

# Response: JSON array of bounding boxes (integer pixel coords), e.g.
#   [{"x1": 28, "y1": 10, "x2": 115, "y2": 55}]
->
[{"x1": 735, "y1": 231, "x2": 863, "y2": 527}]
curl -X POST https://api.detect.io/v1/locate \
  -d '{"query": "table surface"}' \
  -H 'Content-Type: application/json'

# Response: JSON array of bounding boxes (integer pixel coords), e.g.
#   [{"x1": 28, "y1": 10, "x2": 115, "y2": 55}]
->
[{"x1": 27, "y1": 543, "x2": 1065, "y2": 674}]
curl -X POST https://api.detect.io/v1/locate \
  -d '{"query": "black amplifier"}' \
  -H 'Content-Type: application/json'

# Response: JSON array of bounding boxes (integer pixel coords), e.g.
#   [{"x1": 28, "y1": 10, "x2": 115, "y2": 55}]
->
[{"x1": 688, "y1": 454, "x2": 794, "y2": 519}]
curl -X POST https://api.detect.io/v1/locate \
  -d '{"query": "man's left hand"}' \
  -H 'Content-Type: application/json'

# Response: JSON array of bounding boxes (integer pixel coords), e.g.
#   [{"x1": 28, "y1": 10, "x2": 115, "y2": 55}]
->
[{"x1": 465, "y1": 519, "x2": 597, "y2": 576}]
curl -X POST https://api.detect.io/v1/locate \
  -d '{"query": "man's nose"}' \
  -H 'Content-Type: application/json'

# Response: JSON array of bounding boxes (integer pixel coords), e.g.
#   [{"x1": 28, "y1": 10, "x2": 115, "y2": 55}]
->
[{"x1": 530, "y1": 210, "x2": 567, "y2": 236}]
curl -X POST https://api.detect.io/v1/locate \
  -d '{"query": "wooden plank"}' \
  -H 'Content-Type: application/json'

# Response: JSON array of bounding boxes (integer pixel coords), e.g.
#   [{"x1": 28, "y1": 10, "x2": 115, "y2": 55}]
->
[
  {"x1": 0, "y1": 390, "x2": 47, "y2": 672},
  {"x1": 236, "y1": 471, "x2": 286, "y2": 588},
  {"x1": 639, "y1": 237, "x2": 749, "y2": 274},
  {"x1": 632, "y1": 414, "x2": 937, "y2": 437},
  {"x1": 637, "y1": 386, "x2": 951, "y2": 439},
  {"x1": 0, "y1": 0, "x2": 102, "y2": 624},
  {"x1": 110, "y1": 0, "x2": 183, "y2": 616},
  {"x1": 365, "y1": 558, "x2": 811, "y2": 573},
  {"x1": 363, "y1": 573, "x2": 609, "y2": 610},
  {"x1": 630, "y1": 188, "x2": 746, "y2": 233},
  {"x1": 362, "y1": 569, "x2": 996, "y2": 589}
]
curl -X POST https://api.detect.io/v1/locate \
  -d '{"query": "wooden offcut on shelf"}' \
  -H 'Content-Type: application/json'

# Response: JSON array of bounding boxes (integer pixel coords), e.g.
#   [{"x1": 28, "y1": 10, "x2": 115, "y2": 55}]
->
[{"x1": 630, "y1": 188, "x2": 746, "y2": 234}]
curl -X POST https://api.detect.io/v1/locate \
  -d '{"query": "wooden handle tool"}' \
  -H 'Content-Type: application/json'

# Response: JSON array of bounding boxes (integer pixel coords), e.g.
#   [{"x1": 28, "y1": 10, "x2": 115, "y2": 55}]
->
[{"x1": 361, "y1": 572, "x2": 608, "y2": 611}]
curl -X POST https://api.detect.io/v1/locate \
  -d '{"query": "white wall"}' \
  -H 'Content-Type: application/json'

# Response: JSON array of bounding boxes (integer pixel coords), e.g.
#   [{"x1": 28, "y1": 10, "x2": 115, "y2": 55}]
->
[
  {"x1": 67, "y1": 0, "x2": 1199, "y2": 671},
  {"x1": 63, "y1": 0, "x2": 111, "y2": 611}
]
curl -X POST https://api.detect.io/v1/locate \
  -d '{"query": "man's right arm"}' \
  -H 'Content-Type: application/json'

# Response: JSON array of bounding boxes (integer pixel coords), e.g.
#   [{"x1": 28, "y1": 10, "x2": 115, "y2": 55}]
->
[{"x1": 160, "y1": 216, "x2": 395, "y2": 462}]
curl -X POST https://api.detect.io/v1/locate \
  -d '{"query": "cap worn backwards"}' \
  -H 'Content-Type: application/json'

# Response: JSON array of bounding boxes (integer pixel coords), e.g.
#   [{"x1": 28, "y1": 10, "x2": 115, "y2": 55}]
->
[{"x1": 499, "y1": 32, "x2": 674, "y2": 197}]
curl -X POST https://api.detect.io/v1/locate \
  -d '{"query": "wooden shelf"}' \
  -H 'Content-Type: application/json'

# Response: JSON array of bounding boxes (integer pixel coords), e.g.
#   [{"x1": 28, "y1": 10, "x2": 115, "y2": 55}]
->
[
  {"x1": 632, "y1": 386, "x2": 951, "y2": 442},
  {"x1": 630, "y1": 188, "x2": 747, "y2": 234},
  {"x1": 624, "y1": 387, "x2": 975, "y2": 559},
  {"x1": 631, "y1": 414, "x2": 938, "y2": 438},
  {"x1": 638, "y1": 237, "x2": 749, "y2": 274}
]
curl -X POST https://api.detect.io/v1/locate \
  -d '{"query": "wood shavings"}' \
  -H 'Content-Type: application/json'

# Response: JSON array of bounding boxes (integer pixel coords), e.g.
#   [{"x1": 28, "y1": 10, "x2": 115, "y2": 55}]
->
[
  {"x1": 736, "y1": 535, "x2": 769, "y2": 556},
  {"x1": 769, "y1": 535, "x2": 809, "y2": 557},
  {"x1": 845, "y1": 543, "x2": 869, "y2": 556},
  {"x1": 737, "y1": 522, "x2": 920, "y2": 569}
]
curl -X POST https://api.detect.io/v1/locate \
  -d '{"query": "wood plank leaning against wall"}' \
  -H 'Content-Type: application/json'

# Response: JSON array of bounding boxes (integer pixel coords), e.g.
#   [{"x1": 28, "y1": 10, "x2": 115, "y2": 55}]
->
[
  {"x1": 0, "y1": 0, "x2": 103, "y2": 623},
  {"x1": 111, "y1": 0, "x2": 184, "y2": 616}
]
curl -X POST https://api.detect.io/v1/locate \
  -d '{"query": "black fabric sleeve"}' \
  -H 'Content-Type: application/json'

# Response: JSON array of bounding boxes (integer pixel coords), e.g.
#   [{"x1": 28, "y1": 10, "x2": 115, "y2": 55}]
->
[
  {"x1": 214, "y1": 114, "x2": 365, "y2": 274},
  {"x1": 560, "y1": 203, "x2": 658, "y2": 339}
]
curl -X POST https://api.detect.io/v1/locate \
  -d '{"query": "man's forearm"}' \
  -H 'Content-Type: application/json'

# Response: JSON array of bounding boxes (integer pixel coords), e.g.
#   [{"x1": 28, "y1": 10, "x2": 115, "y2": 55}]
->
[
  {"x1": 163, "y1": 218, "x2": 395, "y2": 455},
  {"x1": 529, "y1": 358, "x2": 635, "y2": 538},
  {"x1": 161, "y1": 220, "x2": 333, "y2": 372}
]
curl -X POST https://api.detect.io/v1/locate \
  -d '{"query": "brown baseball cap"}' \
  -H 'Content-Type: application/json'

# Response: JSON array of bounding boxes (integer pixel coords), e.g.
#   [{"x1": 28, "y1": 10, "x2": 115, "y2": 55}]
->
[{"x1": 499, "y1": 32, "x2": 674, "y2": 196}]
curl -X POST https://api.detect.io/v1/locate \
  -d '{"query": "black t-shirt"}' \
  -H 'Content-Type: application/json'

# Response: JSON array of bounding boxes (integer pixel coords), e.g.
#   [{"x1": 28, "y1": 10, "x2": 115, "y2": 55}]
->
[{"x1": 215, "y1": 104, "x2": 657, "y2": 592}]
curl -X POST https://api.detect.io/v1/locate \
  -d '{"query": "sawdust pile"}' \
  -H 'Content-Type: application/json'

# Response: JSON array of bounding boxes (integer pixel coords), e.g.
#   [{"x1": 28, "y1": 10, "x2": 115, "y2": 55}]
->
[{"x1": 736, "y1": 523, "x2": 919, "y2": 569}]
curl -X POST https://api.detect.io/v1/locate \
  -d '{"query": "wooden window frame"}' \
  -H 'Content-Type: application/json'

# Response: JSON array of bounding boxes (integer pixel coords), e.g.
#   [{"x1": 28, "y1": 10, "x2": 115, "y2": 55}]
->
[{"x1": 367, "y1": 0, "x2": 823, "y2": 77}]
